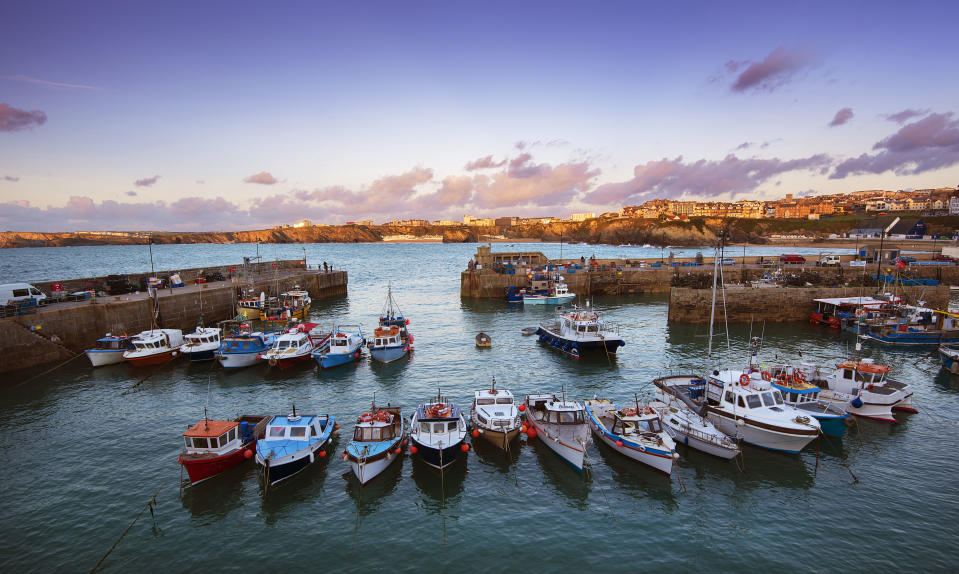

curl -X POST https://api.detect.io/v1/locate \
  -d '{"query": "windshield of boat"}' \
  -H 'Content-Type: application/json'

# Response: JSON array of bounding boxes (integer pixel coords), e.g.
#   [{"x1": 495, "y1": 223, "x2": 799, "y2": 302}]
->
[
  {"x1": 761, "y1": 392, "x2": 776, "y2": 407},
  {"x1": 289, "y1": 426, "x2": 307, "y2": 439},
  {"x1": 746, "y1": 395, "x2": 762, "y2": 409},
  {"x1": 354, "y1": 426, "x2": 390, "y2": 441},
  {"x1": 268, "y1": 426, "x2": 286, "y2": 438},
  {"x1": 626, "y1": 419, "x2": 662, "y2": 433},
  {"x1": 496, "y1": 398, "x2": 512, "y2": 404},
  {"x1": 551, "y1": 410, "x2": 584, "y2": 424},
  {"x1": 277, "y1": 340, "x2": 290, "y2": 349},
  {"x1": 333, "y1": 338, "x2": 347, "y2": 346},
  {"x1": 476, "y1": 398, "x2": 495, "y2": 405}
]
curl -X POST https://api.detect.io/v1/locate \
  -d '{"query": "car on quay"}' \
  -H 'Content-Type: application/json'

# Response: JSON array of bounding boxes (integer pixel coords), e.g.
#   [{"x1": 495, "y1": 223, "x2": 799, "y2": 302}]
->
[{"x1": 779, "y1": 254, "x2": 806, "y2": 265}]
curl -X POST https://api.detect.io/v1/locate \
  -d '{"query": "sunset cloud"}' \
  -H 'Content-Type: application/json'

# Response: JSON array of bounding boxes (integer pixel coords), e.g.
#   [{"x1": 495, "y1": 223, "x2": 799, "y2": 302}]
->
[
  {"x1": 584, "y1": 153, "x2": 831, "y2": 205},
  {"x1": 0, "y1": 103, "x2": 47, "y2": 131},
  {"x1": 885, "y1": 108, "x2": 929, "y2": 124},
  {"x1": 831, "y1": 112, "x2": 959, "y2": 178},
  {"x1": 134, "y1": 175, "x2": 160, "y2": 187},
  {"x1": 3, "y1": 175, "x2": 19, "y2": 182},
  {"x1": 728, "y1": 47, "x2": 813, "y2": 93},
  {"x1": 244, "y1": 171, "x2": 278, "y2": 185},
  {"x1": 464, "y1": 155, "x2": 507, "y2": 170},
  {"x1": 125, "y1": 190, "x2": 137, "y2": 196},
  {"x1": 828, "y1": 107, "x2": 854, "y2": 127}
]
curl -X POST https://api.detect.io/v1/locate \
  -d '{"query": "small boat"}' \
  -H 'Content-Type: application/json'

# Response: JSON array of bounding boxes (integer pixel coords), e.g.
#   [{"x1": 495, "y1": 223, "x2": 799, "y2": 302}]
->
[
  {"x1": 255, "y1": 408, "x2": 336, "y2": 488},
  {"x1": 313, "y1": 324, "x2": 365, "y2": 369},
  {"x1": 236, "y1": 291, "x2": 272, "y2": 320},
  {"x1": 507, "y1": 272, "x2": 575, "y2": 305},
  {"x1": 216, "y1": 329, "x2": 280, "y2": 369},
  {"x1": 475, "y1": 332, "x2": 491, "y2": 348},
  {"x1": 860, "y1": 308, "x2": 959, "y2": 346},
  {"x1": 263, "y1": 289, "x2": 312, "y2": 321},
  {"x1": 345, "y1": 403, "x2": 406, "y2": 484},
  {"x1": 179, "y1": 326, "x2": 221, "y2": 362},
  {"x1": 535, "y1": 305, "x2": 625, "y2": 359},
  {"x1": 470, "y1": 379, "x2": 522, "y2": 450},
  {"x1": 520, "y1": 327, "x2": 538, "y2": 336},
  {"x1": 768, "y1": 366, "x2": 851, "y2": 437},
  {"x1": 260, "y1": 322, "x2": 329, "y2": 368},
  {"x1": 523, "y1": 393, "x2": 591, "y2": 471},
  {"x1": 584, "y1": 398, "x2": 678, "y2": 475},
  {"x1": 409, "y1": 394, "x2": 468, "y2": 470},
  {"x1": 178, "y1": 413, "x2": 268, "y2": 486},
  {"x1": 649, "y1": 395, "x2": 740, "y2": 460},
  {"x1": 810, "y1": 295, "x2": 900, "y2": 329},
  {"x1": 792, "y1": 359, "x2": 916, "y2": 423},
  {"x1": 122, "y1": 329, "x2": 185, "y2": 366},
  {"x1": 369, "y1": 284, "x2": 412, "y2": 363},
  {"x1": 939, "y1": 344, "x2": 959, "y2": 373},
  {"x1": 84, "y1": 333, "x2": 134, "y2": 366}
]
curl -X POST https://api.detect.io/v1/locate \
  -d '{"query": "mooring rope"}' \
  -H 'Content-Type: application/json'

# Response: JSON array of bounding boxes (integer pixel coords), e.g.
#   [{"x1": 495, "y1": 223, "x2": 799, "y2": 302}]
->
[{"x1": 89, "y1": 485, "x2": 162, "y2": 574}]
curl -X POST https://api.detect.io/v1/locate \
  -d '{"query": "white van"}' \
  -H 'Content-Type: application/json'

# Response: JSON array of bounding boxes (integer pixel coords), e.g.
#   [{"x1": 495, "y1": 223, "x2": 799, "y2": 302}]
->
[
  {"x1": 818, "y1": 255, "x2": 841, "y2": 267},
  {"x1": 0, "y1": 283, "x2": 47, "y2": 305}
]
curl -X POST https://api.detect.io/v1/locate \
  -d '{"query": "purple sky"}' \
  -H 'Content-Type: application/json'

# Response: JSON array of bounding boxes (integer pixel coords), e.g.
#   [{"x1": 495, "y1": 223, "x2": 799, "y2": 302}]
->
[{"x1": 1, "y1": 0, "x2": 958, "y2": 231}]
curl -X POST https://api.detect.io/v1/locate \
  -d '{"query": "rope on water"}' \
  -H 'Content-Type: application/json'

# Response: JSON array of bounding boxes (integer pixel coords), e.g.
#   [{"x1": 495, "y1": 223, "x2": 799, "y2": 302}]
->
[
  {"x1": 89, "y1": 486, "x2": 161, "y2": 574},
  {"x1": 4, "y1": 352, "x2": 85, "y2": 392}
]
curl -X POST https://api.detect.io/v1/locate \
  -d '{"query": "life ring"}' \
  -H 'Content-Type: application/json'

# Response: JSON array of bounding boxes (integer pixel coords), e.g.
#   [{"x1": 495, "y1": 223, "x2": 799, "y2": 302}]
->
[
  {"x1": 795, "y1": 370, "x2": 806, "y2": 382},
  {"x1": 739, "y1": 374, "x2": 750, "y2": 386},
  {"x1": 761, "y1": 371, "x2": 771, "y2": 382},
  {"x1": 359, "y1": 413, "x2": 373, "y2": 422},
  {"x1": 621, "y1": 408, "x2": 637, "y2": 416},
  {"x1": 867, "y1": 384, "x2": 874, "y2": 391}
]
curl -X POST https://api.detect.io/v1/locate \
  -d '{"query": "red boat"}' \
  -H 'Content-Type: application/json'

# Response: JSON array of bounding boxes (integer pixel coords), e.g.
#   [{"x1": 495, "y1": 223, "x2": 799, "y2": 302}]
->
[
  {"x1": 258, "y1": 322, "x2": 329, "y2": 369},
  {"x1": 178, "y1": 414, "x2": 268, "y2": 486},
  {"x1": 123, "y1": 329, "x2": 185, "y2": 366}
]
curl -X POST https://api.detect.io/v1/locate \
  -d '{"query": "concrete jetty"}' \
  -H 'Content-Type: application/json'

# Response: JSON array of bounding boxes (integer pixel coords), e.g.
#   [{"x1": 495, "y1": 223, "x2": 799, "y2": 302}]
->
[{"x1": 0, "y1": 259, "x2": 347, "y2": 374}]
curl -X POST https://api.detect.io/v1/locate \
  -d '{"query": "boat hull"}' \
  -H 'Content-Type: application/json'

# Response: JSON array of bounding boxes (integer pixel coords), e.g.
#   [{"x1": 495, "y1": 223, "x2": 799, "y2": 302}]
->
[
  {"x1": 526, "y1": 418, "x2": 587, "y2": 472},
  {"x1": 182, "y1": 348, "x2": 217, "y2": 362},
  {"x1": 348, "y1": 441, "x2": 403, "y2": 484},
  {"x1": 123, "y1": 349, "x2": 178, "y2": 366},
  {"x1": 708, "y1": 409, "x2": 817, "y2": 454},
  {"x1": 85, "y1": 349, "x2": 126, "y2": 367},
  {"x1": 316, "y1": 349, "x2": 362, "y2": 369},
  {"x1": 663, "y1": 424, "x2": 740, "y2": 459},
  {"x1": 411, "y1": 439, "x2": 464, "y2": 470},
  {"x1": 370, "y1": 344, "x2": 409, "y2": 364},
  {"x1": 262, "y1": 352, "x2": 313, "y2": 369},
  {"x1": 476, "y1": 426, "x2": 521, "y2": 450},
  {"x1": 522, "y1": 294, "x2": 575, "y2": 305},
  {"x1": 940, "y1": 346, "x2": 959, "y2": 373},
  {"x1": 216, "y1": 350, "x2": 263, "y2": 369},
  {"x1": 535, "y1": 327, "x2": 624, "y2": 358},
  {"x1": 256, "y1": 438, "x2": 329, "y2": 487},
  {"x1": 585, "y1": 407, "x2": 675, "y2": 475},
  {"x1": 179, "y1": 442, "x2": 255, "y2": 485}
]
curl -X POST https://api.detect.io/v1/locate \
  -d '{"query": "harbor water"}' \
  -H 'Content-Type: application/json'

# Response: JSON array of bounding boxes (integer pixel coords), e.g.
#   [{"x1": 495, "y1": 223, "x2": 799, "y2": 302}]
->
[{"x1": 1, "y1": 242, "x2": 957, "y2": 572}]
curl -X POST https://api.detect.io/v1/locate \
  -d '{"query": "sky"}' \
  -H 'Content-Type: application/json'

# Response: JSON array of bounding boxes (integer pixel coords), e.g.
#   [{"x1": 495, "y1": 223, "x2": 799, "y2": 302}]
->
[{"x1": 1, "y1": 0, "x2": 958, "y2": 231}]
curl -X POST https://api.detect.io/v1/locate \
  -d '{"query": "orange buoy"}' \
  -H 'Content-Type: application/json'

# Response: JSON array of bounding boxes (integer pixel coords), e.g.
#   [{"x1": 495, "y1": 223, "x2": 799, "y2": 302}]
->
[
  {"x1": 460, "y1": 443, "x2": 469, "y2": 452},
  {"x1": 472, "y1": 429, "x2": 480, "y2": 438},
  {"x1": 341, "y1": 452, "x2": 348, "y2": 460},
  {"x1": 518, "y1": 404, "x2": 526, "y2": 412},
  {"x1": 526, "y1": 427, "x2": 537, "y2": 439},
  {"x1": 243, "y1": 449, "x2": 253, "y2": 459},
  {"x1": 410, "y1": 445, "x2": 418, "y2": 454},
  {"x1": 616, "y1": 440, "x2": 624, "y2": 447},
  {"x1": 319, "y1": 450, "x2": 326, "y2": 458},
  {"x1": 333, "y1": 423, "x2": 340, "y2": 430},
  {"x1": 394, "y1": 448, "x2": 402, "y2": 454}
]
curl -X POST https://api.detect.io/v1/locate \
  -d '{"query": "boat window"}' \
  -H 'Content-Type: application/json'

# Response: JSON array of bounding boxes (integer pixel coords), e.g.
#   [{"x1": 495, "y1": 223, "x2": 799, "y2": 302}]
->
[
  {"x1": 761, "y1": 392, "x2": 775, "y2": 407},
  {"x1": 433, "y1": 423, "x2": 446, "y2": 433},
  {"x1": 746, "y1": 395, "x2": 762, "y2": 409},
  {"x1": 229, "y1": 428, "x2": 237, "y2": 442},
  {"x1": 216, "y1": 434, "x2": 227, "y2": 447},
  {"x1": 725, "y1": 392, "x2": 735, "y2": 405},
  {"x1": 278, "y1": 341, "x2": 290, "y2": 349},
  {"x1": 184, "y1": 437, "x2": 191, "y2": 449},
  {"x1": 447, "y1": 421, "x2": 457, "y2": 431},
  {"x1": 192, "y1": 437, "x2": 209, "y2": 449},
  {"x1": 476, "y1": 398, "x2": 495, "y2": 405},
  {"x1": 477, "y1": 414, "x2": 488, "y2": 425},
  {"x1": 738, "y1": 396, "x2": 746, "y2": 408},
  {"x1": 289, "y1": 427, "x2": 307, "y2": 438},
  {"x1": 269, "y1": 426, "x2": 286, "y2": 438},
  {"x1": 558, "y1": 411, "x2": 581, "y2": 424},
  {"x1": 311, "y1": 426, "x2": 318, "y2": 437},
  {"x1": 496, "y1": 398, "x2": 513, "y2": 404},
  {"x1": 587, "y1": 325, "x2": 599, "y2": 333},
  {"x1": 789, "y1": 393, "x2": 798, "y2": 403},
  {"x1": 420, "y1": 422, "x2": 430, "y2": 433},
  {"x1": 843, "y1": 369, "x2": 853, "y2": 380}
]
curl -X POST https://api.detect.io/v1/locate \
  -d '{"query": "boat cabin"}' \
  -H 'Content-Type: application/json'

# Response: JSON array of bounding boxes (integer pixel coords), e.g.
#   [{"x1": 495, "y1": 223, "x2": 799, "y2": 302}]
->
[
  {"x1": 706, "y1": 371, "x2": 786, "y2": 410},
  {"x1": 353, "y1": 410, "x2": 400, "y2": 442},
  {"x1": 185, "y1": 330, "x2": 219, "y2": 346},
  {"x1": 262, "y1": 414, "x2": 330, "y2": 443},
  {"x1": 132, "y1": 333, "x2": 169, "y2": 350},
  {"x1": 835, "y1": 360, "x2": 890, "y2": 385},
  {"x1": 527, "y1": 395, "x2": 585, "y2": 424},
  {"x1": 473, "y1": 389, "x2": 516, "y2": 428},
  {"x1": 221, "y1": 333, "x2": 268, "y2": 352},
  {"x1": 373, "y1": 325, "x2": 402, "y2": 347},
  {"x1": 94, "y1": 335, "x2": 133, "y2": 350},
  {"x1": 182, "y1": 420, "x2": 241, "y2": 454},
  {"x1": 612, "y1": 408, "x2": 664, "y2": 436}
]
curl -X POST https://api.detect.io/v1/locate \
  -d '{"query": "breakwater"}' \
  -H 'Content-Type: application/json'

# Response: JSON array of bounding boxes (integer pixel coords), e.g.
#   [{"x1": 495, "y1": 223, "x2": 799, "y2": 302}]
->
[{"x1": 0, "y1": 260, "x2": 347, "y2": 374}]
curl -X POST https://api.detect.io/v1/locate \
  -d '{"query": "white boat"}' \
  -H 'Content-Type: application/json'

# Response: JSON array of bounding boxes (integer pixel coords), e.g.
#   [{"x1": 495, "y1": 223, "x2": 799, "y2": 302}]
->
[
  {"x1": 584, "y1": 398, "x2": 678, "y2": 475},
  {"x1": 345, "y1": 404, "x2": 406, "y2": 484},
  {"x1": 519, "y1": 272, "x2": 575, "y2": 305},
  {"x1": 649, "y1": 396, "x2": 740, "y2": 460},
  {"x1": 470, "y1": 380, "x2": 522, "y2": 450},
  {"x1": 523, "y1": 393, "x2": 591, "y2": 472},
  {"x1": 790, "y1": 359, "x2": 916, "y2": 423},
  {"x1": 535, "y1": 304, "x2": 625, "y2": 358},
  {"x1": 84, "y1": 333, "x2": 134, "y2": 366},
  {"x1": 179, "y1": 326, "x2": 221, "y2": 362},
  {"x1": 122, "y1": 329, "x2": 184, "y2": 366},
  {"x1": 409, "y1": 396, "x2": 468, "y2": 469},
  {"x1": 260, "y1": 322, "x2": 328, "y2": 369},
  {"x1": 369, "y1": 284, "x2": 412, "y2": 363}
]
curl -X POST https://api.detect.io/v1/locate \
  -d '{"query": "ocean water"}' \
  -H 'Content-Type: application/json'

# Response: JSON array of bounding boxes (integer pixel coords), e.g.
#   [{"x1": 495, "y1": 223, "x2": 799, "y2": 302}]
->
[{"x1": 0, "y1": 242, "x2": 956, "y2": 573}]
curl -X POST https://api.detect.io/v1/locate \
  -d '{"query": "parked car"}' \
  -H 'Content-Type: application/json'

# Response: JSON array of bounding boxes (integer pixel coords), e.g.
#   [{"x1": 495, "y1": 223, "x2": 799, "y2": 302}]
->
[
  {"x1": 933, "y1": 254, "x2": 955, "y2": 262},
  {"x1": 896, "y1": 255, "x2": 917, "y2": 265},
  {"x1": 779, "y1": 254, "x2": 806, "y2": 264},
  {"x1": 818, "y1": 255, "x2": 841, "y2": 267}
]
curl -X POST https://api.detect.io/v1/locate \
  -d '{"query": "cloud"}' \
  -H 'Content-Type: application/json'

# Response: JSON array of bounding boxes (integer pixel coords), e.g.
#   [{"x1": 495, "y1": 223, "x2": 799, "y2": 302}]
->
[
  {"x1": 244, "y1": 171, "x2": 278, "y2": 185},
  {"x1": 584, "y1": 153, "x2": 831, "y2": 205},
  {"x1": 464, "y1": 155, "x2": 507, "y2": 170},
  {"x1": 5, "y1": 74, "x2": 100, "y2": 90},
  {"x1": 734, "y1": 142, "x2": 753, "y2": 151},
  {"x1": 831, "y1": 112, "x2": 959, "y2": 178},
  {"x1": 885, "y1": 108, "x2": 930, "y2": 124},
  {"x1": 196, "y1": 180, "x2": 205, "y2": 184},
  {"x1": 0, "y1": 103, "x2": 47, "y2": 131},
  {"x1": 3, "y1": 175, "x2": 19, "y2": 182},
  {"x1": 729, "y1": 47, "x2": 813, "y2": 93},
  {"x1": 125, "y1": 190, "x2": 137, "y2": 196},
  {"x1": 134, "y1": 175, "x2": 160, "y2": 187},
  {"x1": 828, "y1": 107, "x2": 854, "y2": 127}
]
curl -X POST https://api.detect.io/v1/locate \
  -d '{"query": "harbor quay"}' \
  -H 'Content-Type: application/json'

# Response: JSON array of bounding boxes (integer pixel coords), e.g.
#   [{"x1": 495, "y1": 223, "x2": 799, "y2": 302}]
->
[{"x1": 0, "y1": 260, "x2": 347, "y2": 374}]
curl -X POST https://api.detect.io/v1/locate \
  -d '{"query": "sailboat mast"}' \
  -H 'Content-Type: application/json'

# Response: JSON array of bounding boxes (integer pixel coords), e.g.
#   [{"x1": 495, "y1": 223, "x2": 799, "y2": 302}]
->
[{"x1": 707, "y1": 247, "x2": 720, "y2": 365}]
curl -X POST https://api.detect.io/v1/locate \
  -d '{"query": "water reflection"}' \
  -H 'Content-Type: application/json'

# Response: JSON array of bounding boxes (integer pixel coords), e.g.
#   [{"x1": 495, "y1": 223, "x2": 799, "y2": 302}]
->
[
  {"x1": 180, "y1": 464, "x2": 253, "y2": 521},
  {"x1": 258, "y1": 443, "x2": 337, "y2": 524},
  {"x1": 470, "y1": 435, "x2": 521, "y2": 470},
  {"x1": 591, "y1": 439, "x2": 676, "y2": 509},
  {"x1": 343, "y1": 457, "x2": 404, "y2": 517},
  {"x1": 410, "y1": 456, "x2": 467, "y2": 510},
  {"x1": 528, "y1": 440, "x2": 591, "y2": 508}
]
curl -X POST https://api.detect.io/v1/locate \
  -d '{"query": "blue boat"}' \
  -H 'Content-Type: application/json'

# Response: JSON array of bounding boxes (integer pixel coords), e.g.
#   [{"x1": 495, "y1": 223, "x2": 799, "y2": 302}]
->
[
  {"x1": 345, "y1": 404, "x2": 406, "y2": 484},
  {"x1": 535, "y1": 306, "x2": 625, "y2": 359},
  {"x1": 939, "y1": 344, "x2": 959, "y2": 373},
  {"x1": 369, "y1": 284, "x2": 412, "y2": 363},
  {"x1": 216, "y1": 329, "x2": 279, "y2": 369},
  {"x1": 313, "y1": 324, "x2": 365, "y2": 369},
  {"x1": 255, "y1": 409, "x2": 336, "y2": 488},
  {"x1": 770, "y1": 370, "x2": 850, "y2": 438},
  {"x1": 84, "y1": 333, "x2": 135, "y2": 366},
  {"x1": 506, "y1": 272, "x2": 575, "y2": 305}
]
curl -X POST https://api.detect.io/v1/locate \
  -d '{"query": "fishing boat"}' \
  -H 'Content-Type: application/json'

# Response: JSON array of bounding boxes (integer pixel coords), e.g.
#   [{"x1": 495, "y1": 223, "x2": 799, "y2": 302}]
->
[
  {"x1": 409, "y1": 394, "x2": 468, "y2": 470},
  {"x1": 767, "y1": 366, "x2": 851, "y2": 437},
  {"x1": 859, "y1": 308, "x2": 959, "y2": 346},
  {"x1": 313, "y1": 324, "x2": 365, "y2": 369},
  {"x1": 369, "y1": 284, "x2": 412, "y2": 363},
  {"x1": 260, "y1": 322, "x2": 328, "y2": 368},
  {"x1": 179, "y1": 326, "x2": 221, "y2": 362},
  {"x1": 470, "y1": 380, "x2": 522, "y2": 450},
  {"x1": 508, "y1": 271, "x2": 575, "y2": 305},
  {"x1": 655, "y1": 372, "x2": 821, "y2": 454},
  {"x1": 255, "y1": 408, "x2": 337, "y2": 488},
  {"x1": 237, "y1": 291, "x2": 272, "y2": 320},
  {"x1": 535, "y1": 304, "x2": 625, "y2": 358},
  {"x1": 584, "y1": 398, "x2": 678, "y2": 475},
  {"x1": 791, "y1": 359, "x2": 916, "y2": 423},
  {"x1": 475, "y1": 332, "x2": 491, "y2": 348},
  {"x1": 216, "y1": 329, "x2": 280, "y2": 369},
  {"x1": 84, "y1": 333, "x2": 134, "y2": 366},
  {"x1": 262, "y1": 289, "x2": 312, "y2": 321},
  {"x1": 178, "y1": 413, "x2": 268, "y2": 486},
  {"x1": 649, "y1": 394, "x2": 740, "y2": 459},
  {"x1": 523, "y1": 393, "x2": 591, "y2": 471},
  {"x1": 939, "y1": 344, "x2": 959, "y2": 373},
  {"x1": 345, "y1": 403, "x2": 405, "y2": 484},
  {"x1": 122, "y1": 329, "x2": 185, "y2": 366},
  {"x1": 810, "y1": 295, "x2": 900, "y2": 329}
]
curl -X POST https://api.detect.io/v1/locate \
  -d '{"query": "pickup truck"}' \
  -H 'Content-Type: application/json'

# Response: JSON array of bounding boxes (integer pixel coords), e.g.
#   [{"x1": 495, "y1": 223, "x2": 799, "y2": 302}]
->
[{"x1": 818, "y1": 255, "x2": 841, "y2": 267}]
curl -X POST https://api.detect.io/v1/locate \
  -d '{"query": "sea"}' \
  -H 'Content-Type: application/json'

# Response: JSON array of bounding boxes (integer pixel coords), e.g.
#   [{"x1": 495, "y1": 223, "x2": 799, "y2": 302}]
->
[{"x1": 1, "y1": 242, "x2": 957, "y2": 572}]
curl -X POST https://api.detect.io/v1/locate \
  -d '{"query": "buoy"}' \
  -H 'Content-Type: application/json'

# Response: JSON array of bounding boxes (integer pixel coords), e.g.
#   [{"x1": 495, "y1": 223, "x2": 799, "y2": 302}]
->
[
  {"x1": 410, "y1": 446, "x2": 418, "y2": 454},
  {"x1": 341, "y1": 452, "x2": 348, "y2": 460},
  {"x1": 526, "y1": 427, "x2": 537, "y2": 439},
  {"x1": 460, "y1": 443, "x2": 469, "y2": 452},
  {"x1": 319, "y1": 450, "x2": 326, "y2": 458},
  {"x1": 403, "y1": 439, "x2": 409, "y2": 446},
  {"x1": 672, "y1": 452, "x2": 680, "y2": 460},
  {"x1": 243, "y1": 449, "x2": 253, "y2": 459},
  {"x1": 472, "y1": 429, "x2": 480, "y2": 438},
  {"x1": 333, "y1": 423, "x2": 340, "y2": 430},
  {"x1": 394, "y1": 448, "x2": 402, "y2": 454},
  {"x1": 616, "y1": 440, "x2": 624, "y2": 447},
  {"x1": 518, "y1": 404, "x2": 526, "y2": 412},
  {"x1": 521, "y1": 424, "x2": 528, "y2": 433}
]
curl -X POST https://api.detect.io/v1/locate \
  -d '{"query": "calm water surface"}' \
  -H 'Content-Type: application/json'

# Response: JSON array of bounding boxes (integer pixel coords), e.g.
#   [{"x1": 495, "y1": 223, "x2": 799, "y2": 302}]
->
[{"x1": 0, "y1": 243, "x2": 955, "y2": 572}]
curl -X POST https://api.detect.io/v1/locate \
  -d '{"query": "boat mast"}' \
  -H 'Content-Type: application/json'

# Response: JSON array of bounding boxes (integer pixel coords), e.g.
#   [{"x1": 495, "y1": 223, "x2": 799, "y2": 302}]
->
[{"x1": 706, "y1": 245, "x2": 720, "y2": 370}]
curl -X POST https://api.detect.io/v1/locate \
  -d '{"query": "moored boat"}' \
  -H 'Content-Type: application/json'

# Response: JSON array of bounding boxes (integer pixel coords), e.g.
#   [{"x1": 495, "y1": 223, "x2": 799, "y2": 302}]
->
[
  {"x1": 122, "y1": 329, "x2": 184, "y2": 366},
  {"x1": 179, "y1": 326, "x2": 221, "y2": 362},
  {"x1": 84, "y1": 333, "x2": 134, "y2": 366},
  {"x1": 798, "y1": 359, "x2": 916, "y2": 423},
  {"x1": 470, "y1": 380, "x2": 522, "y2": 450},
  {"x1": 512, "y1": 271, "x2": 575, "y2": 305},
  {"x1": 313, "y1": 324, "x2": 365, "y2": 369},
  {"x1": 584, "y1": 398, "x2": 678, "y2": 475},
  {"x1": 409, "y1": 395, "x2": 467, "y2": 470},
  {"x1": 255, "y1": 408, "x2": 337, "y2": 488},
  {"x1": 263, "y1": 289, "x2": 311, "y2": 321},
  {"x1": 649, "y1": 395, "x2": 740, "y2": 460},
  {"x1": 260, "y1": 322, "x2": 328, "y2": 368},
  {"x1": 369, "y1": 284, "x2": 412, "y2": 363},
  {"x1": 178, "y1": 414, "x2": 268, "y2": 486},
  {"x1": 215, "y1": 329, "x2": 279, "y2": 369},
  {"x1": 768, "y1": 366, "x2": 851, "y2": 437},
  {"x1": 939, "y1": 344, "x2": 959, "y2": 373},
  {"x1": 535, "y1": 305, "x2": 625, "y2": 359},
  {"x1": 475, "y1": 332, "x2": 491, "y2": 348},
  {"x1": 345, "y1": 403, "x2": 406, "y2": 484},
  {"x1": 523, "y1": 393, "x2": 591, "y2": 471}
]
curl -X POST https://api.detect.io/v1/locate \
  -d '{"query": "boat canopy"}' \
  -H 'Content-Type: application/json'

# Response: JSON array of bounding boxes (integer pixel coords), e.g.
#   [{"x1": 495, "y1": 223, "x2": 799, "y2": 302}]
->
[
  {"x1": 417, "y1": 403, "x2": 461, "y2": 420},
  {"x1": 184, "y1": 420, "x2": 238, "y2": 438}
]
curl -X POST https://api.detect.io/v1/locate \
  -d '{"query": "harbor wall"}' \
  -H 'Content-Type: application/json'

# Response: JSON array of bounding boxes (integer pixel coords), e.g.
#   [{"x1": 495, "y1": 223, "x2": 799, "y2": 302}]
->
[
  {"x1": 0, "y1": 268, "x2": 347, "y2": 374},
  {"x1": 667, "y1": 285, "x2": 949, "y2": 324}
]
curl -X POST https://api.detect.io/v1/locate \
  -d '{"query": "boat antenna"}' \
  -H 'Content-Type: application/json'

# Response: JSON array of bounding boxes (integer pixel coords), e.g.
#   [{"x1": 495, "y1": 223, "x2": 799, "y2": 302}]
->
[
  {"x1": 371, "y1": 391, "x2": 376, "y2": 412},
  {"x1": 706, "y1": 244, "x2": 720, "y2": 371},
  {"x1": 204, "y1": 406, "x2": 208, "y2": 430},
  {"x1": 490, "y1": 377, "x2": 496, "y2": 393},
  {"x1": 292, "y1": 403, "x2": 296, "y2": 418},
  {"x1": 634, "y1": 392, "x2": 640, "y2": 414}
]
